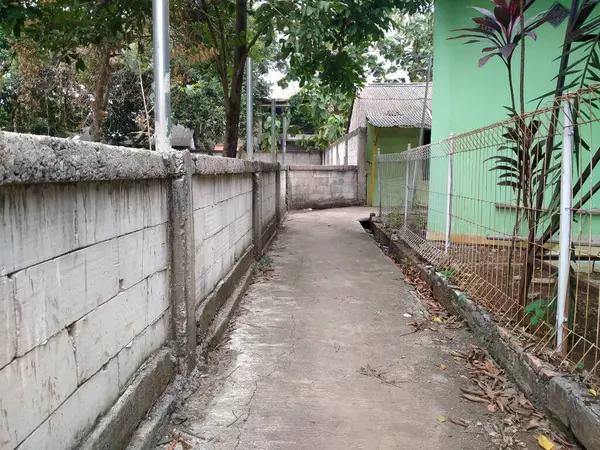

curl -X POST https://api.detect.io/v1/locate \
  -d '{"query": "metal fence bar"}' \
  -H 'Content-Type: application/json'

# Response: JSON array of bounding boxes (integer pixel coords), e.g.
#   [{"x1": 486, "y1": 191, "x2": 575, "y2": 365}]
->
[
  {"x1": 445, "y1": 135, "x2": 454, "y2": 253},
  {"x1": 404, "y1": 152, "x2": 410, "y2": 225},
  {"x1": 376, "y1": 84, "x2": 600, "y2": 382},
  {"x1": 557, "y1": 97, "x2": 574, "y2": 353},
  {"x1": 377, "y1": 148, "x2": 382, "y2": 217}
]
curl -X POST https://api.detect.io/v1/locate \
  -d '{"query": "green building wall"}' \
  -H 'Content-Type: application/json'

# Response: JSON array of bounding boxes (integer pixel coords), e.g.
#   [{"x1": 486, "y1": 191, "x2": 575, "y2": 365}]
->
[
  {"x1": 428, "y1": 0, "x2": 600, "y2": 244},
  {"x1": 366, "y1": 123, "x2": 421, "y2": 206},
  {"x1": 431, "y1": 0, "x2": 567, "y2": 143}
]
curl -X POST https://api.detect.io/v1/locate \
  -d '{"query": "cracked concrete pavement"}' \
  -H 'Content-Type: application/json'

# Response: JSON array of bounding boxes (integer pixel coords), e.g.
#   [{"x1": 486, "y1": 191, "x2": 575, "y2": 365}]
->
[{"x1": 158, "y1": 208, "x2": 539, "y2": 449}]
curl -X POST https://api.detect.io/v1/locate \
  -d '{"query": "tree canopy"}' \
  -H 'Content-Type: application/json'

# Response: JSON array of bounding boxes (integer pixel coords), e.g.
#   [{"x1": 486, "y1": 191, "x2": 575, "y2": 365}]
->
[{"x1": 0, "y1": 0, "x2": 433, "y2": 155}]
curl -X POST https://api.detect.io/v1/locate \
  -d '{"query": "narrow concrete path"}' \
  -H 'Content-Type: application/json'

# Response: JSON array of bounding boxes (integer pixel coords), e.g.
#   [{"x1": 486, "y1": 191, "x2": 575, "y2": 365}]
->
[{"x1": 162, "y1": 208, "x2": 529, "y2": 449}]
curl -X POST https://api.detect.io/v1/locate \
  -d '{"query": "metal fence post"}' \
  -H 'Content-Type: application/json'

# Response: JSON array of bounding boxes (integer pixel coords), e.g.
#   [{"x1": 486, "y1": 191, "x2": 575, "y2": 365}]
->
[
  {"x1": 246, "y1": 57, "x2": 253, "y2": 159},
  {"x1": 557, "y1": 98, "x2": 574, "y2": 353},
  {"x1": 152, "y1": 0, "x2": 171, "y2": 152},
  {"x1": 445, "y1": 134, "x2": 455, "y2": 253},
  {"x1": 376, "y1": 148, "x2": 382, "y2": 217},
  {"x1": 404, "y1": 147, "x2": 411, "y2": 226}
]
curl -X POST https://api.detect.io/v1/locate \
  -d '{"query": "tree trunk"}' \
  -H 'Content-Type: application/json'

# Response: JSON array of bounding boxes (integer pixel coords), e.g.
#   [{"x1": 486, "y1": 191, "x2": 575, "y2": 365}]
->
[
  {"x1": 223, "y1": 0, "x2": 248, "y2": 158},
  {"x1": 224, "y1": 103, "x2": 242, "y2": 158},
  {"x1": 90, "y1": 45, "x2": 111, "y2": 143}
]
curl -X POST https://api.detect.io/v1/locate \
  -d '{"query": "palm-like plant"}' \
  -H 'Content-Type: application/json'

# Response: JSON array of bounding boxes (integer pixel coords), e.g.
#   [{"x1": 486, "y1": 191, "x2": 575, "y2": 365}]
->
[
  {"x1": 449, "y1": 0, "x2": 549, "y2": 114},
  {"x1": 452, "y1": 0, "x2": 600, "y2": 331}
]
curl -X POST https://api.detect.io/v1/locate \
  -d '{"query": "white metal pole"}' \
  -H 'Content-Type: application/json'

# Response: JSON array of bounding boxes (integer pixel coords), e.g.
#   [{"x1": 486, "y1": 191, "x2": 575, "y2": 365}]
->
[
  {"x1": 152, "y1": 0, "x2": 171, "y2": 152},
  {"x1": 445, "y1": 134, "x2": 455, "y2": 253},
  {"x1": 377, "y1": 149, "x2": 382, "y2": 217},
  {"x1": 246, "y1": 57, "x2": 253, "y2": 159},
  {"x1": 282, "y1": 113, "x2": 288, "y2": 166},
  {"x1": 557, "y1": 98, "x2": 574, "y2": 353},
  {"x1": 404, "y1": 148, "x2": 411, "y2": 227},
  {"x1": 271, "y1": 98, "x2": 276, "y2": 160}
]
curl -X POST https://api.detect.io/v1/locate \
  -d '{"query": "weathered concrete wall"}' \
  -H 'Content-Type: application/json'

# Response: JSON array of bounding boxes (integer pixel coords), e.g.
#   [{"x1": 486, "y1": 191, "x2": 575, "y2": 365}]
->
[
  {"x1": 287, "y1": 166, "x2": 361, "y2": 210},
  {"x1": 261, "y1": 170, "x2": 277, "y2": 229},
  {"x1": 192, "y1": 173, "x2": 253, "y2": 302},
  {"x1": 1, "y1": 182, "x2": 170, "y2": 450},
  {"x1": 252, "y1": 152, "x2": 322, "y2": 166},
  {"x1": 0, "y1": 131, "x2": 284, "y2": 450}
]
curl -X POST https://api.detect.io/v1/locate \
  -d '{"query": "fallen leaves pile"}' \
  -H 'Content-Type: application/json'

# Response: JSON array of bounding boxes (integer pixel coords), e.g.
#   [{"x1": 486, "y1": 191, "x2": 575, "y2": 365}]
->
[
  {"x1": 452, "y1": 346, "x2": 574, "y2": 450},
  {"x1": 395, "y1": 261, "x2": 575, "y2": 450},
  {"x1": 399, "y1": 263, "x2": 463, "y2": 333}
]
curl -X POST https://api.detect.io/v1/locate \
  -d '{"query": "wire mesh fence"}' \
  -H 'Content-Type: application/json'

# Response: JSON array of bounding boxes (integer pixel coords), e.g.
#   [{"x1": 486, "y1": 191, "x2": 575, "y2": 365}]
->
[{"x1": 377, "y1": 85, "x2": 600, "y2": 381}]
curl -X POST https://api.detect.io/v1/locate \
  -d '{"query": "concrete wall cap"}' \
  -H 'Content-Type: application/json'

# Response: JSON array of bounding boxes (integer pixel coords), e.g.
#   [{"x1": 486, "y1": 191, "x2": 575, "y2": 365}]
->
[{"x1": 0, "y1": 131, "x2": 172, "y2": 185}]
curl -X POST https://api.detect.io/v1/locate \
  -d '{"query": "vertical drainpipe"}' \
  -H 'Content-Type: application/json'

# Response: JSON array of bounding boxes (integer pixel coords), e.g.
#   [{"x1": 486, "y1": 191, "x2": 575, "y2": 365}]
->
[{"x1": 152, "y1": 0, "x2": 171, "y2": 152}]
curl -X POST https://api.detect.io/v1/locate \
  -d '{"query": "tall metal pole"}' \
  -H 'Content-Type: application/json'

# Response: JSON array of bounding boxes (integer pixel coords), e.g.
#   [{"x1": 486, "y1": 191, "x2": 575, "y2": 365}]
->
[
  {"x1": 377, "y1": 149, "x2": 382, "y2": 217},
  {"x1": 557, "y1": 98, "x2": 574, "y2": 353},
  {"x1": 404, "y1": 144, "x2": 411, "y2": 226},
  {"x1": 246, "y1": 57, "x2": 253, "y2": 159},
  {"x1": 152, "y1": 0, "x2": 171, "y2": 152},
  {"x1": 282, "y1": 112, "x2": 288, "y2": 166},
  {"x1": 271, "y1": 97, "x2": 276, "y2": 161},
  {"x1": 418, "y1": 56, "x2": 433, "y2": 148},
  {"x1": 445, "y1": 134, "x2": 455, "y2": 253}
]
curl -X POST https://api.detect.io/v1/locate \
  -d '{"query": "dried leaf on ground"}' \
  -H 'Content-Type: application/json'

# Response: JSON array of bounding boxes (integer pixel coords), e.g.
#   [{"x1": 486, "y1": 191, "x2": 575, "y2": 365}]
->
[
  {"x1": 462, "y1": 393, "x2": 490, "y2": 404},
  {"x1": 167, "y1": 437, "x2": 192, "y2": 450},
  {"x1": 449, "y1": 417, "x2": 469, "y2": 428},
  {"x1": 537, "y1": 434, "x2": 555, "y2": 450},
  {"x1": 440, "y1": 363, "x2": 447, "y2": 370}
]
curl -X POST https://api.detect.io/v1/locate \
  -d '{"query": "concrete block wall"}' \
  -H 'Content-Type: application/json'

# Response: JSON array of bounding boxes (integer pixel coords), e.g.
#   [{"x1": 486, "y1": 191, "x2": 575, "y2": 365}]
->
[
  {"x1": 251, "y1": 152, "x2": 322, "y2": 166},
  {"x1": 347, "y1": 133, "x2": 359, "y2": 165},
  {"x1": 287, "y1": 166, "x2": 360, "y2": 210},
  {"x1": 0, "y1": 178, "x2": 170, "y2": 450},
  {"x1": 0, "y1": 131, "x2": 285, "y2": 450},
  {"x1": 261, "y1": 170, "x2": 277, "y2": 230},
  {"x1": 323, "y1": 129, "x2": 365, "y2": 166},
  {"x1": 192, "y1": 173, "x2": 253, "y2": 303}
]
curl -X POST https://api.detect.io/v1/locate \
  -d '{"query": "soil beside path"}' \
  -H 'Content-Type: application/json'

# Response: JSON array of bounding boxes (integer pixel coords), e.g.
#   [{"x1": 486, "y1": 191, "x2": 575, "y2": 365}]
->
[{"x1": 157, "y1": 207, "x2": 543, "y2": 450}]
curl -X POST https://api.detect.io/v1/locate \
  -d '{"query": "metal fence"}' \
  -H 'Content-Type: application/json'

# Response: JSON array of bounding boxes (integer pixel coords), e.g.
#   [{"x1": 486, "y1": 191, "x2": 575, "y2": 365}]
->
[{"x1": 377, "y1": 85, "x2": 600, "y2": 381}]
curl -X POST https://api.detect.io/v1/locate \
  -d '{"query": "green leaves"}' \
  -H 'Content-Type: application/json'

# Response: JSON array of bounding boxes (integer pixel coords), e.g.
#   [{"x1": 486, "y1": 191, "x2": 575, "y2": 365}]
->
[
  {"x1": 524, "y1": 298, "x2": 555, "y2": 327},
  {"x1": 449, "y1": 1, "x2": 550, "y2": 68},
  {"x1": 260, "y1": 0, "x2": 432, "y2": 93}
]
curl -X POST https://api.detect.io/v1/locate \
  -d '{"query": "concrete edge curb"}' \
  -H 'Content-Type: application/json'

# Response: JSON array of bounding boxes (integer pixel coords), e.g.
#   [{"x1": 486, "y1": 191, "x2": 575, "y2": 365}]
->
[
  {"x1": 370, "y1": 221, "x2": 600, "y2": 450},
  {"x1": 196, "y1": 246, "x2": 256, "y2": 340},
  {"x1": 125, "y1": 380, "x2": 179, "y2": 450},
  {"x1": 261, "y1": 220, "x2": 278, "y2": 254},
  {"x1": 80, "y1": 347, "x2": 177, "y2": 450},
  {"x1": 198, "y1": 266, "x2": 254, "y2": 357}
]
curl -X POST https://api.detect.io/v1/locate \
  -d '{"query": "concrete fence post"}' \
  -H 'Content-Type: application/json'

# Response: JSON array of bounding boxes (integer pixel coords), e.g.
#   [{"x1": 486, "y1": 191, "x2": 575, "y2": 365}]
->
[
  {"x1": 344, "y1": 136, "x2": 349, "y2": 165},
  {"x1": 357, "y1": 127, "x2": 368, "y2": 203},
  {"x1": 286, "y1": 167, "x2": 292, "y2": 211},
  {"x1": 275, "y1": 167, "x2": 282, "y2": 225},
  {"x1": 252, "y1": 170, "x2": 263, "y2": 259},
  {"x1": 168, "y1": 150, "x2": 196, "y2": 375}
]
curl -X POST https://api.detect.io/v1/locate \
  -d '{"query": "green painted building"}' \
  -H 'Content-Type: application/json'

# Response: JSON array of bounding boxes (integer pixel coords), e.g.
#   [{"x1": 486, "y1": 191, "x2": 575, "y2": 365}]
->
[
  {"x1": 431, "y1": 0, "x2": 570, "y2": 142},
  {"x1": 348, "y1": 83, "x2": 432, "y2": 206},
  {"x1": 425, "y1": 0, "x2": 600, "y2": 245}
]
